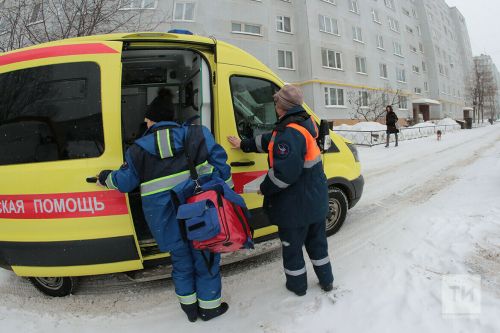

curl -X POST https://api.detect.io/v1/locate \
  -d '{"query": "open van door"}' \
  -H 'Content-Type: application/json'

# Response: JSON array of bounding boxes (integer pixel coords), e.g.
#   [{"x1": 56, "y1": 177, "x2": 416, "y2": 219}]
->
[{"x1": 0, "y1": 41, "x2": 143, "y2": 280}]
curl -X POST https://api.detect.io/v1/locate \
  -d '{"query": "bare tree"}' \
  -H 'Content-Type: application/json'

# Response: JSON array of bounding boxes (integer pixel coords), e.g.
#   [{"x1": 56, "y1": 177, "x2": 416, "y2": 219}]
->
[
  {"x1": 0, "y1": 0, "x2": 163, "y2": 52},
  {"x1": 470, "y1": 56, "x2": 499, "y2": 124},
  {"x1": 347, "y1": 86, "x2": 403, "y2": 122}
]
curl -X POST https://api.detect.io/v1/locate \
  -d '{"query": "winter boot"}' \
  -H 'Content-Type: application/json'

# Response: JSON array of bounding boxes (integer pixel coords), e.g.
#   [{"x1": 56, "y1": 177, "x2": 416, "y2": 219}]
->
[
  {"x1": 385, "y1": 135, "x2": 389, "y2": 147},
  {"x1": 395, "y1": 134, "x2": 399, "y2": 147},
  {"x1": 198, "y1": 302, "x2": 229, "y2": 321},
  {"x1": 180, "y1": 303, "x2": 198, "y2": 322},
  {"x1": 286, "y1": 284, "x2": 307, "y2": 296},
  {"x1": 320, "y1": 283, "x2": 333, "y2": 292}
]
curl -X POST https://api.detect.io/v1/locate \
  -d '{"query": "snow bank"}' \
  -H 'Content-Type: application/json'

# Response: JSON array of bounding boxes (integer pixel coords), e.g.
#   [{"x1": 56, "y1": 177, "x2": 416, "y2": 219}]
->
[
  {"x1": 436, "y1": 118, "x2": 459, "y2": 126},
  {"x1": 333, "y1": 122, "x2": 386, "y2": 131},
  {"x1": 411, "y1": 121, "x2": 436, "y2": 128}
]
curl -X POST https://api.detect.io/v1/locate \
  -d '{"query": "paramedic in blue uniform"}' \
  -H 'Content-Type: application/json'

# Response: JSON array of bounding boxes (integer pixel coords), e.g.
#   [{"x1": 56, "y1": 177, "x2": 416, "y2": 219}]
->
[
  {"x1": 97, "y1": 90, "x2": 232, "y2": 322},
  {"x1": 228, "y1": 84, "x2": 334, "y2": 296}
]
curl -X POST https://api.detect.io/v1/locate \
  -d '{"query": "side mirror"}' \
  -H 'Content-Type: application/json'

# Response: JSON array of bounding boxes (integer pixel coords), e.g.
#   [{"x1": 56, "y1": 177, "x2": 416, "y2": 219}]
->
[{"x1": 317, "y1": 119, "x2": 332, "y2": 152}]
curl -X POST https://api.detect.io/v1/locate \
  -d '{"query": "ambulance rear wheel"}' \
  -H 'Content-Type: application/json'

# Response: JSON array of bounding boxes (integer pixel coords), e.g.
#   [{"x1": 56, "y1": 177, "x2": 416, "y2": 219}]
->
[
  {"x1": 29, "y1": 277, "x2": 77, "y2": 297},
  {"x1": 326, "y1": 187, "x2": 348, "y2": 236}
]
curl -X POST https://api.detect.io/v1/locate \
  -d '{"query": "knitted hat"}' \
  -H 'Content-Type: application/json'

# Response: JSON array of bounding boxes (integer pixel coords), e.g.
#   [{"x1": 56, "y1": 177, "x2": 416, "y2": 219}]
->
[
  {"x1": 145, "y1": 89, "x2": 175, "y2": 122},
  {"x1": 273, "y1": 84, "x2": 304, "y2": 111}
]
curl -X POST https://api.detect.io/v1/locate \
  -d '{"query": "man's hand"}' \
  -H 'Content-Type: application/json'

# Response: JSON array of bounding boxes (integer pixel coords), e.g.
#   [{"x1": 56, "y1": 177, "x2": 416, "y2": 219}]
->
[
  {"x1": 227, "y1": 136, "x2": 242, "y2": 149},
  {"x1": 97, "y1": 170, "x2": 112, "y2": 188}
]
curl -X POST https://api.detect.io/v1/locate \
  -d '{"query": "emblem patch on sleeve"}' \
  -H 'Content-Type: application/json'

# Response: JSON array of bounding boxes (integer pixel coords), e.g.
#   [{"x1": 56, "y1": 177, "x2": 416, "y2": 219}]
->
[{"x1": 276, "y1": 142, "x2": 291, "y2": 159}]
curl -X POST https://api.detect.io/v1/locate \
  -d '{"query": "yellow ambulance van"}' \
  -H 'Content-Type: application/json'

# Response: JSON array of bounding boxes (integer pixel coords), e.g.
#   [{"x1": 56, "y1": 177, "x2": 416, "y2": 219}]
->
[{"x1": 0, "y1": 31, "x2": 363, "y2": 296}]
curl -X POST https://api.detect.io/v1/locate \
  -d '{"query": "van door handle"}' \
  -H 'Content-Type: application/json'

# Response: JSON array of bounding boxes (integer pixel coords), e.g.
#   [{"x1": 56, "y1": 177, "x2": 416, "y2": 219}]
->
[
  {"x1": 86, "y1": 177, "x2": 98, "y2": 183},
  {"x1": 230, "y1": 161, "x2": 255, "y2": 167}
]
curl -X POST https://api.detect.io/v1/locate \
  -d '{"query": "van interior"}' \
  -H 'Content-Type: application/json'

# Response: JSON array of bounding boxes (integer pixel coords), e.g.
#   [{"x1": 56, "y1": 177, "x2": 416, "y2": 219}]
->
[{"x1": 120, "y1": 48, "x2": 212, "y2": 258}]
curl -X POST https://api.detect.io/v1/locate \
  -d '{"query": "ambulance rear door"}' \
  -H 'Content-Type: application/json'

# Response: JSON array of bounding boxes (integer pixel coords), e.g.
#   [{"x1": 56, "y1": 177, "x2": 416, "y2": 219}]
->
[{"x1": 0, "y1": 41, "x2": 143, "y2": 277}]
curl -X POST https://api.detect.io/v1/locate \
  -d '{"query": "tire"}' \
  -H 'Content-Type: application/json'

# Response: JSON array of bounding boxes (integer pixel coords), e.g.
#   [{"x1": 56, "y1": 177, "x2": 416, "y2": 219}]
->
[
  {"x1": 326, "y1": 187, "x2": 349, "y2": 237},
  {"x1": 29, "y1": 277, "x2": 77, "y2": 297}
]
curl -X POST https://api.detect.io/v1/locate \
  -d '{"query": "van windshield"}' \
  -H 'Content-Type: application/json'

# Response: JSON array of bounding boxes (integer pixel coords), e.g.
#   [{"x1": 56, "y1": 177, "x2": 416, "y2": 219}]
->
[{"x1": 121, "y1": 49, "x2": 211, "y2": 146}]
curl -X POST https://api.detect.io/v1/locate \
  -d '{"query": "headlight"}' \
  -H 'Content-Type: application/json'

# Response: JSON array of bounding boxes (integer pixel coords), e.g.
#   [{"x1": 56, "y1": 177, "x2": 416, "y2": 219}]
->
[{"x1": 346, "y1": 142, "x2": 359, "y2": 162}]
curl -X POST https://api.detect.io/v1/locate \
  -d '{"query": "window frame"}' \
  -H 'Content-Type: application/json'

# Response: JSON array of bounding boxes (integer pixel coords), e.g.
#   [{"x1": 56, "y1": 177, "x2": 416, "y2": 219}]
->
[
  {"x1": 355, "y1": 56, "x2": 367, "y2": 74},
  {"x1": 319, "y1": 15, "x2": 340, "y2": 35},
  {"x1": 324, "y1": 87, "x2": 345, "y2": 107},
  {"x1": 173, "y1": 2, "x2": 196, "y2": 22},
  {"x1": 276, "y1": 15, "x2": 292, "y2": 33},
  {"x1": 321, "y1": 48, "x2": 343, "y2": 70},
  {"x1": 277, "y1": 50, "x2": 295, "y2": 70},
  {"x1": 231, "y1": 22, "x2": 263, "y2": 36}
]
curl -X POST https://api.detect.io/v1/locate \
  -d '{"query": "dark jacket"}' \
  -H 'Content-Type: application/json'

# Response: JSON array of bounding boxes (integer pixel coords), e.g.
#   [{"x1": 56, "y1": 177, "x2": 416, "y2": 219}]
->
[
  {"x1": 104, "y1": 121, "x2": 231, "y2": 252},
  {"x1": 386, "y1": 111, "x2": 399, "y2": 134},
  {"x1": 241, "y1": 106, "x2": 329, "y2": 228}
]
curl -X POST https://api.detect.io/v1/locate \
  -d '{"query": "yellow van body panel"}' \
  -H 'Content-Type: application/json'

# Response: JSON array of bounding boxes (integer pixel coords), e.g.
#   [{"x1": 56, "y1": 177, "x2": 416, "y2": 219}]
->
[
  {"x1": 12, "y1": 260, "x2": 140, "y2": 277},
  {"x1": 0, "y1": 41, "x2": 144, "y2": 276}
]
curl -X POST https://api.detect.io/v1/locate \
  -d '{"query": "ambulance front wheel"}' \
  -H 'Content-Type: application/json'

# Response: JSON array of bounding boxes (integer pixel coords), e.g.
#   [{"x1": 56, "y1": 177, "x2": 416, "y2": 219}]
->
[
  {"x1": 326, "y1": 187, "x2": 348, "y2": 237},
  {"x1": 29, "y1": 277, "x2": 77, "y2": 297}
]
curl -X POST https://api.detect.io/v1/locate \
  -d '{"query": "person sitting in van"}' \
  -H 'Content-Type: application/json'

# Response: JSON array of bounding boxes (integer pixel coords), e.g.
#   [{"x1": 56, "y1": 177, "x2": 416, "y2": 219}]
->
[{"x1": 97, "y1": 92, "x2": 232, "y2": 322}]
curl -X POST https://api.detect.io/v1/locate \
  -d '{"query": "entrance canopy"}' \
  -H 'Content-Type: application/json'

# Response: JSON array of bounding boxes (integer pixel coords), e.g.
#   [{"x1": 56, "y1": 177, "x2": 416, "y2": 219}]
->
[
  {"x1": 412, "y1": 98, "x2": 441, "y2": 105},
  {"x1": 463, "y1": 107, "x2": 473, "y2": 111}
]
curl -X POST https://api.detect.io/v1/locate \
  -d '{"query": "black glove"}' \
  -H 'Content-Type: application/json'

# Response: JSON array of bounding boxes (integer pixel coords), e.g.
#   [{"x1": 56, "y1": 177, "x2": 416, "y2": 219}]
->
[{"x1": 98, "y1": 170, "x2": 112, "y2": 186}]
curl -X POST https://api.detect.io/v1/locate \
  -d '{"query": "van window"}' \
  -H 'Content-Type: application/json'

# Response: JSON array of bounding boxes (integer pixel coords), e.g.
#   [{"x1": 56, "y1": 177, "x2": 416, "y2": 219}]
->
[
  {"x1": 0, "y1": 62, "x2": 103, "y2": 166},
  {"x1": 230, "y1": 76, "x2": 279, "y2": 139},
  {"x1": 121, "y1": 49, "x2": 212, "y2": 146}
]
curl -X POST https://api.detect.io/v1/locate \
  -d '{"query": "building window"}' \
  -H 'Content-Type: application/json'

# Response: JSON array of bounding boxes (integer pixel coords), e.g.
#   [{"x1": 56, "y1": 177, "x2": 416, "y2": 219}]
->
[
  {"x1": 352, "y1": 26, "x2": 363, "y2": 43},
  {"x1": 424, "y1": 81, "x2": 429, "y2": 91},
  {"x1": 120, "y1": 0, "x2": 157, "y2": 9},
  {"x1": 276, "y1": 16, "x2": 292, "y2": 33},
  {"x1": 438, "y1": 63, "x2": 444, "y2": 75},
  {"x1": 396, "y1": 67, "x2": 406, "y2": 82},
  {"x1": 379, "y1": 63, "x2": 388, "y2": 78},
  {"x1": 324, "y1": 87, "x2": 345, "y2": 106},
  {"x1": 384, "y1": 0, "x2": 394, "y2": 9},
  {"x1": 349, "y1": 0, "x2": 360, "y2": 14},
  {"x1": 355, "y1": 56, "x2": 367, "y2": 74},
  {"x1": 409, "y1": 45, "x2": 417, "y2": 53},
  {"x1": 359, "y1": 91, "x2": 369, "y2": 107},
  {"x1": 319, "y1": 15, "x2": 339, "y2": 35},
  {"x1": 388, "y1": 17, "x2": 400, "y2": 33},
  {"x1": 399, "y1": 96, "x2": 408, "y2": 109},
  {"x1": 393, "y1": 41, "x2": 403, "y2": 57},
  {"x1": 419, "y1": 43, "x2": 424, "y2": 53},
  {"x1": 232, "y1": 22, "x2": 262, "y2": 36},
  {"x1": 376, "y1": 34, "x2": 384, "y2": 49},
  {"x1": 416, "y1": 25, "x2": 421, "y2": 36},
  {"x1": 321, "y1": 49, "x2": 342, "y2": 70},
  {"x1": 278, "y1": 50, "x2": 294, "y2": 70},
  {"x1": 414, "y1": 87, "x2": 422, "y2": 94},
  {"x1": 174, "y1": 2, "x2": 195, "y2": 21},
  {"x1": 412, "y1": 65, "x2": 420, "y2": 73},
  {"x1": 372, "y1": 9, "x2": 381, "y2": 24}
]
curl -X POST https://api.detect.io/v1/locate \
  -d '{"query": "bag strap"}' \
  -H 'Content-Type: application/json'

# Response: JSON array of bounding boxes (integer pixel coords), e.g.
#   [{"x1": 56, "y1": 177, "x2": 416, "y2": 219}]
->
[{"x1": 183, "y1": 126, "x2": 201, "y2": 191}]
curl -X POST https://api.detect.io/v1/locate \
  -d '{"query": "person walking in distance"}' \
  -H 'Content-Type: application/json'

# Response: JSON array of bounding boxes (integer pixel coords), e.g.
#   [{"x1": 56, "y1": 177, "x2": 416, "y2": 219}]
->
[
  {"x1": 227, "y1": 84, "x2": 334, "y2": 296},
  {"x1": 385, "y1": 105, "x2": 399, "y2": 147}
]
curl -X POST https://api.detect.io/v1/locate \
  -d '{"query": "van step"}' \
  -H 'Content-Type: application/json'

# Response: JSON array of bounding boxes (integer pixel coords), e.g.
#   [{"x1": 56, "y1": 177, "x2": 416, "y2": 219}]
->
[{"x1": 125, "y1": 238, "x2": 281, "y2": 283}]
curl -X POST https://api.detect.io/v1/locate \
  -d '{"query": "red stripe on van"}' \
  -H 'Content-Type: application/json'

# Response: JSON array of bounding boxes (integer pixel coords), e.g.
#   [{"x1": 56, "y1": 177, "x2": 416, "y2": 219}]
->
[
  {"x1": 0, "y1": 191, "x2": 128, "y2": 219},
  {"x1": 232, "y1": 171, "x2": 267, "y2": 194},
  {"x1": 0, "y1": 43, "x2": 119, "y2": 66}
]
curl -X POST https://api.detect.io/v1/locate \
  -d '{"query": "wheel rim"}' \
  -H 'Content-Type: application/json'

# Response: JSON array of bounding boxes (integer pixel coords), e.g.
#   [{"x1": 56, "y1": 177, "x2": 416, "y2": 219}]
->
[
  {"x1": 34, "y1": 277, "x2": 64, "y2": 290},
  {"x1": 326, "y1": 198, "x2": 341, "y2": 230}
]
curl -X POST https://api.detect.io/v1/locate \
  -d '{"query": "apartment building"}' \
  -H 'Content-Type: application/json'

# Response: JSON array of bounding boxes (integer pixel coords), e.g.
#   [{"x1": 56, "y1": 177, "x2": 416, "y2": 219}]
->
[
  {"x1": 473, "y1": 54, "x2": 500, "y2": 121},
  {"x1": 0, "y1": 0, "x2": 477, "y2": 124}
]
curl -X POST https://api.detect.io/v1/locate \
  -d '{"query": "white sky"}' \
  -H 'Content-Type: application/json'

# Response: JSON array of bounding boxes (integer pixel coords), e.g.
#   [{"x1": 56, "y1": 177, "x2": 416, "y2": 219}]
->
[{"x1": 446, "y1": 0, "x2": 500, "y2": 67}]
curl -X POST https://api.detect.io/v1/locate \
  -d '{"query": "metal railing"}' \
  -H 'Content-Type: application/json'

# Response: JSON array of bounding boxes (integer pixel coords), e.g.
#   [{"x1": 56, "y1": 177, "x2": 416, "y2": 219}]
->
[{"x1": 334, "y1": 124, "x2": 461, "y2": 146}]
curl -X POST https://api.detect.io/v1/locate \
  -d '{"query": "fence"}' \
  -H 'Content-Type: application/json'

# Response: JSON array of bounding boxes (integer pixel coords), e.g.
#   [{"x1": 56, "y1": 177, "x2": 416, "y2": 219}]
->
[{"x1": 334, "y1": 124, "x2": 461, "y2": 146}]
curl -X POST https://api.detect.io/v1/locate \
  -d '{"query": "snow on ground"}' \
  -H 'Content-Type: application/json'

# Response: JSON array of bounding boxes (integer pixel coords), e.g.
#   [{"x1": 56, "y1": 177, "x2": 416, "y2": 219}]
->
[{"x1": 1, "y1": 125, "x2": 500, "y2": 333}]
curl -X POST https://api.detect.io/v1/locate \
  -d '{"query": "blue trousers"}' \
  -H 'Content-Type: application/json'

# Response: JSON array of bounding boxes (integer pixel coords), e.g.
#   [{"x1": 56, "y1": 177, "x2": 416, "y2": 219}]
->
[
  {"x1": 278, "y1": 220, "x2": 334, "y2": 293},
  {"x1": 170, "y1": 242, "x2": 222, "y2": 309}
]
